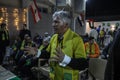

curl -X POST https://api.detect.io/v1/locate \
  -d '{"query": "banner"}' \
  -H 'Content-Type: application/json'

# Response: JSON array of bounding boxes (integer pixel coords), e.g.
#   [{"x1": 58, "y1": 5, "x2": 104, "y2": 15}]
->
[
  {"x1": 30, "y1": 0, "x2": 42, "y2": 23},
  {"x1": 77, "y1": 14, "x2": 84, "y2": 27},
  {"x1": 88, "y1": 19, "x2": 94, "y2": 28}
]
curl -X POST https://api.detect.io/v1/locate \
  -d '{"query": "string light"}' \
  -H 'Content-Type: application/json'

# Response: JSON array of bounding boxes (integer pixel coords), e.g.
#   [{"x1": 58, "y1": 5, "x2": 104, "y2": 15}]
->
[
  {"x1": 0, "y1": 17, "x2": 3, "y2": 24},
  {"x1": 0, "y1": 7, "x2": 27, "y2": 31},
  {"x1": 13, "y1": 8, "x2": 19, "y2": 30},
  {"x1": 0, "y1": 8, "x2": 8, "y2": 28},
  {"x1": 22, "y1": 8, "x2": 27, "y2": 23}
]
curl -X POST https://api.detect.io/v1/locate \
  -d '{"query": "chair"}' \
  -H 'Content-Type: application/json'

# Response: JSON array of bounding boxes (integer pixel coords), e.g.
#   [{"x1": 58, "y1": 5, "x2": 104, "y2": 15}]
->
[{"x1": 88, "y1": 58, "x2": 107, "y2": 80}]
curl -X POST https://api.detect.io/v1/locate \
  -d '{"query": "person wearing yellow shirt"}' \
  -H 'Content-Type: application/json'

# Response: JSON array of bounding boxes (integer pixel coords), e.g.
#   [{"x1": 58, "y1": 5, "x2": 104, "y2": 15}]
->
[
  {"x1": 24, "y1": 10, "x2": 88, "y2": 80},
  {"x1": 0, "y1": 23, "x2": 10, "y2": 64}
]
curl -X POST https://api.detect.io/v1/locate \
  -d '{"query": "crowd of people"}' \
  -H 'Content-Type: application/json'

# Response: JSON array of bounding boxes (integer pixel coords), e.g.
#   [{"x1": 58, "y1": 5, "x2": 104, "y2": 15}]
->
[
  {"x1": 0, "y1": 23, "x2": 51, "y2": 79},
  {"x1": 0, "y1": 10, "x2": 119, "y2": 80}
]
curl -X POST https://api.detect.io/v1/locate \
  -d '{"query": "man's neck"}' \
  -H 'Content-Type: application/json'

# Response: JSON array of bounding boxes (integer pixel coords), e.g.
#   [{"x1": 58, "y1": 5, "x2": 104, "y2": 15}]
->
[
  {"x1": 58, "y1": 34, "x2": 63, "y2": 39},
  {"x1": 58, "y1": 27, "x2": 68, "y2": 37}
]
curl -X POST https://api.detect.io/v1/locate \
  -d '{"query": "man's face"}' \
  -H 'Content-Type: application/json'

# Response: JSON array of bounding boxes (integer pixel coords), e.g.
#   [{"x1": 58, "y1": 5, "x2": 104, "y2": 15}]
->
[
  {"x1": 26, "y1": 37, "x2": 31, "y2": 43},
  {"x1": 52, "y1": 17, "x2": 65, "y2": 34}
]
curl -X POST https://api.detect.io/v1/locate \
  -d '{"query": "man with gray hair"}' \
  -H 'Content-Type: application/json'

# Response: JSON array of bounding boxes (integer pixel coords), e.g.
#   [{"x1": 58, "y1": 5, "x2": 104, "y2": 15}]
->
[{"x1": 24, "y1": 10, "x2": 88, "y2": 80}]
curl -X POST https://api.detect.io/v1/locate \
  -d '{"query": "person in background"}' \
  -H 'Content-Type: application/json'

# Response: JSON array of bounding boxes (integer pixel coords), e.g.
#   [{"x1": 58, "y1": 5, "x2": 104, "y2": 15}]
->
[
  {"x1": 33, "y1": 33, "x2": 43, "y2": 48},
  {"x1": 14, "y1": 34, "x2": 35, "y2": 64},
  {"x1": 84, "y1": 37, "x2": 100, "y2": 58},
  {"x1": 38, "y1": 37, "x2": 50, "y2": 52},
  {"x1": 24, "y1": 10, "x2": 88, "y2": 80},
  {"x1": 99, "y1": 28, "x2": 106, "y2": 48},
  {"x1": 43, "y1": 32, "x2": 51, "y2": 42},
  {"x1": 96, "y1": 25, "x2": 101, "y2": 35},
  {"x1": 33, "y1": 36, "x2": 50, "y2": 68},
  {"x1": 104, "y1": 28, "x2": 120, "y2": 80},
  {"x1": 19, "y1": 24, "x2": 31, "y2": 41},
  {"x1": 0, "y1": 23, "x2": 10, "y2": 64},
  {"x1": 113, "y1": 26, "x2": 118, "y2": 38},
  {"x1": 96, "y1": 25, "x2": 101, "y2": 44},
  {"x1": 82, "y1": 33, "x2": 89, "y2": 43},
  {"x1": 15, "y1": 35, "x2": 36, "y2": 78},
  {"x1": 11, "y1": 36, "x2": 22, "y2": 62},
  {"x1": 89, "y1": 26, "x2": 98, "y2": 42},
  {"x1": 104, "y1": 29, "x2": 113, "y2": 47},
  {"x1": 101, "y1": 41, "x2": 113, "y2": 59}
]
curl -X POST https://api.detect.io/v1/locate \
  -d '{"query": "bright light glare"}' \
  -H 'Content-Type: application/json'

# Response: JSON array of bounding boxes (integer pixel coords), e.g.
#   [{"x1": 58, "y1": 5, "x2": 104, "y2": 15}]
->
[
  {"x1": 111, "y1": 25, "x2": 115, "y2": 31},
  {"x1": 85, "y1": 0, "x2": 88, "y2": 2},
  {"x1": 66, "y1": 0, "x2": 71, "y2": 6}
]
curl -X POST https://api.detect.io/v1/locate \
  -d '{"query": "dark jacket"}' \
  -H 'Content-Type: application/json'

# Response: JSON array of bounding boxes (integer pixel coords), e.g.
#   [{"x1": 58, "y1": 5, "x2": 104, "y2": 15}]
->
[
  {"x1": 0, "y1": 30, "x2": 10, "y2": 48},
  {"x1": 102, "y1": 42, "x2": 112, "y2": 59},
  {"x1": 104, "y1": 29, "x2": 120, "y2": 80}
]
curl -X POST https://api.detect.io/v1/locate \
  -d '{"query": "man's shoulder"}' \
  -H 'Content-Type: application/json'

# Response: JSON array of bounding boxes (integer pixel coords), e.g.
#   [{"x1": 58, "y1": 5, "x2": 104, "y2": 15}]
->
[
  {"x1": 72, "y1": 32, "x2": 83, "y2": 42},
  {"x1": 50, "y1": 34, "x2": 58, "y2": 40},
  {"x1": 51, "y1": 34, "x2": 57, "y2": 37}
]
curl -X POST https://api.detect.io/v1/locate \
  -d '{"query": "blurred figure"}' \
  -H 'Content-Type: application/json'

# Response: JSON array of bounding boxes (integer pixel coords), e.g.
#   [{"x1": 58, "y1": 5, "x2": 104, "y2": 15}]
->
[
  {"x1": 16, "y1": 35, "x2": 50, "y2": 79},
  {"x1": 89, "y1": 27, "x2": 98, "y2": 42},
  {"x1": 101, "y1": 42, "x2": 112, "y2": 59},
  {"x1": 33, "y1": 33, "x2": 43, "y2": 48},
  {"x1": 43, "y1": 32, "x2": 51, "y2": 42},
  {"x1": 96, "y1": 25, "x2": 101, "y2": 41},
  {"x1": 113, "y1": 26, "x2": 118, "y2": 38},
  {"x1": 14, "y1": 35, "x2": 37, "y2": 78},
  {"x1": 0, "y1": 23, "x2": 10, "y2": 64},
  {"x1": 20, "y1": 34, "x2": 34, "y2": 50},
  {"x1": 99, "y1": 28, "x2": 106, "y2": 48},
  {"x1": 39, "y1": 37, "x2": 50, "y2": 51},
  {"x1": 96, "y1": 25, "x2": 101, "y2": 35},
  {"x1": 104, "y1": 29, "x2": 113, "y2": 47},
  {"x1": 19, "y1": 24, "x2": 31, "y2": 41},
  {"x1": 84, "y1": 37, "x2": 100, "y2": 58},
  {"x1": 11, "y1": 36, "x2": 22, "y2": 61},
  {"x1": 82, "y1": 33, "x2": 89, "y2": 43},
  {"x1": 15, "y1": 34, "x2": 36, "y2": 64},
  {"x1": 104, "y1": 28, "x2": 120, "y2": 80}
]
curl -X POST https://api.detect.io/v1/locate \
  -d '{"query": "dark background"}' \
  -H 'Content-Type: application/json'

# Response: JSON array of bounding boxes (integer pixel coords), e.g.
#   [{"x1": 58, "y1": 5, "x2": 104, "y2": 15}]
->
[{"x1": 86, "y1": 0, "x2": 120, "y2": 17}]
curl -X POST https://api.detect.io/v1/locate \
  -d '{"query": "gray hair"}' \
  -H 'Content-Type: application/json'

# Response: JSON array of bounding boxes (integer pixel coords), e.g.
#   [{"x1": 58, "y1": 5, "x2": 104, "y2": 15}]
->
[{"x1": 52, "y1": 10, "x2": 71, "y2": 26}]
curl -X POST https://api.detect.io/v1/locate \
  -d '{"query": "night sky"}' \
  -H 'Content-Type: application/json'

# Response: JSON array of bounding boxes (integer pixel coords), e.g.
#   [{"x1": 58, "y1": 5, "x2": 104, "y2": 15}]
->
[{"x1": 86, "y1": 0, "x2": 120, "y2": 17}]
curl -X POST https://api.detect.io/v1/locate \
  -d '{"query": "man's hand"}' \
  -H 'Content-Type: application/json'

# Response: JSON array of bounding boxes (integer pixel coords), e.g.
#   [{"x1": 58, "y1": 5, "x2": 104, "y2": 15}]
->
[
  {"x1": 24, "y1": 46, "x2": 37, "y2": 56},
  {"x1": 51, "y1": 46, "x2": 65, "y2": 62}
]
